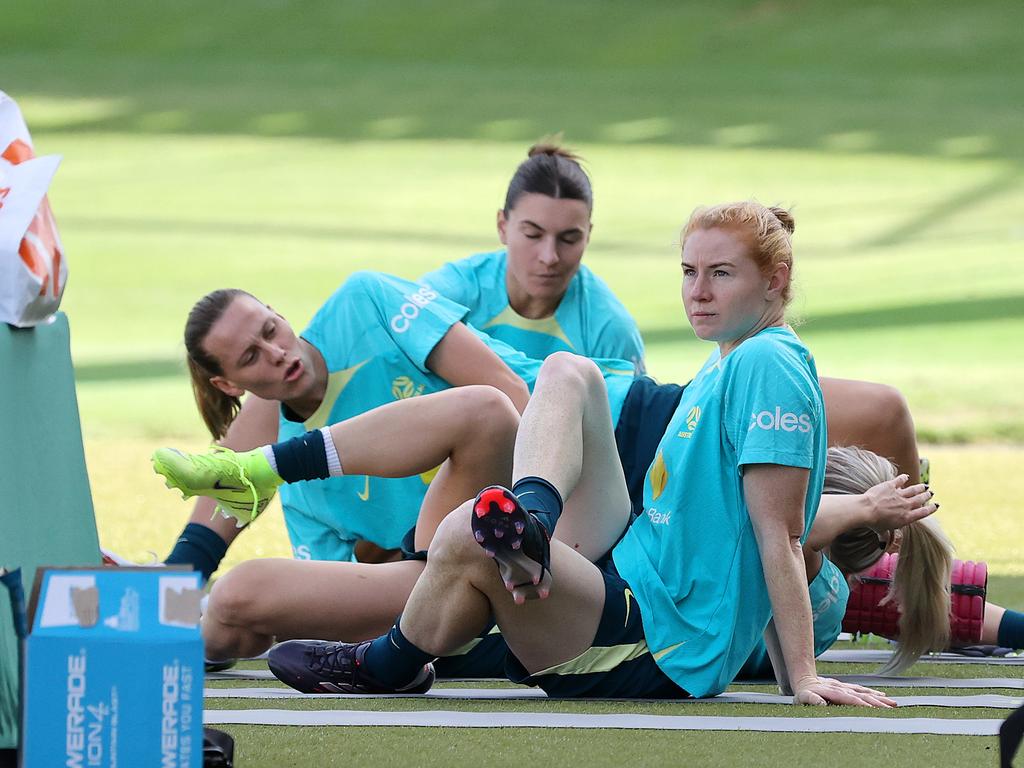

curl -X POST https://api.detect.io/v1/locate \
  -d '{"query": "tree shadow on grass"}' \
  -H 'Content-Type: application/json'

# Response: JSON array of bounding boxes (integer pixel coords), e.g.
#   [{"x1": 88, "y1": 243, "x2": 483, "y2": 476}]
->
[
  {"x1": 59, "y1": 214, "x2": 645, "y2": 254},
  {"x1": 75, "y1": 358, "x2": 184, "y2": 383},
  {"x1": 74, "y1": 294, "x2": 1024, "y2": 383},
  {"x1": 643, "y1": 293, "x2": 1024, "y2": 347},
  {"x1": 3, "y1": 1, "x2": 1022, "y2": 162},
  {"x1": 860, "y1": 168, "x2": 1022, "y2": 250}
]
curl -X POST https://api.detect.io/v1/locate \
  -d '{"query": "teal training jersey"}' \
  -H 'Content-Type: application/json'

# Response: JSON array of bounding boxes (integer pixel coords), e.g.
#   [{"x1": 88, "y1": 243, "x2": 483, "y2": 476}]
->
[
  {"x1": 612, "y1": 326, "x2": 827, "y2": 697},
  {"x1": 419, "y1": 249, "x2": 645, "y2": 372},
  {"x1": 738, "y1": 555, "x2": 851, "y2": 679},
  {"x1": 278, "y1": 271, "x2": 636, "y2": 562}
]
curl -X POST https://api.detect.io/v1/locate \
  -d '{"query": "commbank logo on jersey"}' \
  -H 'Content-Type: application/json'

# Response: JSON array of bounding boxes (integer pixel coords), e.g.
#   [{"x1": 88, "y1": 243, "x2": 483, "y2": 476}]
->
[
  {"x1": 749, "y1": 406, "x2": 812, "y2": 433},
  {"x1": 392, "y1": 375, "x2": 425, "y2": 400},
  {"x1": 678, "y1": 406, "x2": 701, "y2": 438},
  {"x1": 390, "y1": 285, "x2": 439, "y2": 333}
]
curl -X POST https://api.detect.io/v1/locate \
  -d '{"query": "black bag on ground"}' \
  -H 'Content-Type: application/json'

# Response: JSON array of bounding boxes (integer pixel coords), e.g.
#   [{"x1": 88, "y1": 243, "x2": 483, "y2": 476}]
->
[
  {"x1": 203, "y1": 727, "x2": 235, "y2": 767},
  {"x1": 1002, "y1": 702, "x2": 1024, "y2": 768}
]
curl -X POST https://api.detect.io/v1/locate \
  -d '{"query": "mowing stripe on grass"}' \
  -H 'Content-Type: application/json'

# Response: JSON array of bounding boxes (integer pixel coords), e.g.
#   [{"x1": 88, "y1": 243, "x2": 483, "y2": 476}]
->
[
  {"x1": 203, "y1": 687, "x2": 1023, "y2": 708},
  {"x1": 836, "y1": 675, "x2": 1023, "y2": 690},
  {"x1": 819, "y1": 649, "x2": 1023, "y2": 664},
  {"x1": 204, "y1": 709, "x2": 1005, "y2": 734}
]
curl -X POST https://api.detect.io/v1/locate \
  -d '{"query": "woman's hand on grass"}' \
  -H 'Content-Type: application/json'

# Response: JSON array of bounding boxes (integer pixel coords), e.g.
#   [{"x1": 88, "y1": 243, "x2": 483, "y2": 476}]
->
[{"x1": 792, "y1": 676, "x2": 897, "y2": 707}]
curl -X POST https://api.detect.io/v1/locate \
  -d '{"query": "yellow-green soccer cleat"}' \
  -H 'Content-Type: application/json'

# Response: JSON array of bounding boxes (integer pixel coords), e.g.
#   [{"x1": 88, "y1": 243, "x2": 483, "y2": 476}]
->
[
  {"x1": 919, "y1": 456, "x2": 930, "y2": 486},
  {"x1": 152, "y1": 446, "x2": 283, "y2": 527}
]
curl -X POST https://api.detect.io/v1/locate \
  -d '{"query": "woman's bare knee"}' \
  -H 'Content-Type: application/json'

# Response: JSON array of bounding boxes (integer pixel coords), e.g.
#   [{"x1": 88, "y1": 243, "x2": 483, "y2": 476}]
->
[
  {"x1": 879, "y1": 384, "x2": 914, "y2": 432},
  {"x1": 537, "y1": 351, "x2": 603, "y2": 392},
  {"x1": 460, "y1": 385, "x2": 520, "y2": 440},
  {"x1": 206, "y1": 559, "x2": 277, "y2": 627},
  {"x1": 428, "y1": 503, "x2": 492, "y2": 571}
]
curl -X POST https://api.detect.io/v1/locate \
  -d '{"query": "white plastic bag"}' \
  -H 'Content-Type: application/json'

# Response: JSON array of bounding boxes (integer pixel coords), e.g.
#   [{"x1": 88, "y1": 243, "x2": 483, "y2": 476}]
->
[{"x1": 0, "y1": 91, "x2": 67, "y2": 327}]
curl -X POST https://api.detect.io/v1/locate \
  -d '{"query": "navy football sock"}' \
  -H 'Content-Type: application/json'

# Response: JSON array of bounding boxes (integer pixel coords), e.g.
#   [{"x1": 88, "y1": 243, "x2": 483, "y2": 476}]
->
[
  {"x1": 997, "y1": 608, "x2": 1024, "y2": 650},
  {"x1": 363, "y1": 619, "x2": 436, "y2": 688},
  {"x1": 164, "y1": 523, "x2": 228, "y2": 583},
  {"x1": 270, "y1": 430, "x2": 329, "y2": 483},
  {"x1": 510, "y1": 476, "x2": 563, "y2": 537}
]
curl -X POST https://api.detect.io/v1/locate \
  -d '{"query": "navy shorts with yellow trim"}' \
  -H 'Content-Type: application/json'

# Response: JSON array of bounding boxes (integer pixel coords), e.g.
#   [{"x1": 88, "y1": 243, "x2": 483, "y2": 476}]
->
[
  {"x1": 614, "y1": 377, "x2": 686, "y2": 518},
  {"x1": 434, "y1": 624, "x2": 509, "y2": 679},
  {"x1": 505, "y1": 559, "x2": 689, "y2": 699}
]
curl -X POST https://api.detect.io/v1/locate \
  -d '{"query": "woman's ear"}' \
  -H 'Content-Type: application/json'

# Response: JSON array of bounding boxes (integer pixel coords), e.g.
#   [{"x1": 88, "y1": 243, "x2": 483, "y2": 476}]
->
[
  {"x1": 210, "y1": 376, "x2": 244, "y2": 398},
  {"x1": 496, "y1": 209, "x2": 509, "y2": 244},
  {"x1": 766, "y1": 262, "x2": 790, "y2": 300}
]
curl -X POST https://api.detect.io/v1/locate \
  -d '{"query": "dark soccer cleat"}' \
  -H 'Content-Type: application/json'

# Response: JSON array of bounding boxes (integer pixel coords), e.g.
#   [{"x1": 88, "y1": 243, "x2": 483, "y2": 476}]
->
[
  {"x1": 471, "y1": 485, "x2": 551, "y2": 598},
  {"x1": 204, "y1": 658, "x2": 238, "y2": 674},
  {"x1": 268, "y1": 639, "x2": 435, "y2": 694}
]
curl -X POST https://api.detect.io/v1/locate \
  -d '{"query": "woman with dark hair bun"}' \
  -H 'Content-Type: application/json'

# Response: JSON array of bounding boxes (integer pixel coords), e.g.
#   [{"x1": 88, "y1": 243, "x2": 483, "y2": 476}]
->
[{"x1": 419, "y1": 143, "x2": 646, "y2": 370}]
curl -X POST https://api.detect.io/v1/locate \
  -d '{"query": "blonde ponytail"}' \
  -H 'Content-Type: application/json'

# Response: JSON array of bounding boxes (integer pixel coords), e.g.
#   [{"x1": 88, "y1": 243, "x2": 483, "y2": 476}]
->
[
  {"x1": 880, "y1": 515, "x2": 954, "y2": 674},
  {"x1": 823, "y1": 446, "x2": 954, "y2": 673}
]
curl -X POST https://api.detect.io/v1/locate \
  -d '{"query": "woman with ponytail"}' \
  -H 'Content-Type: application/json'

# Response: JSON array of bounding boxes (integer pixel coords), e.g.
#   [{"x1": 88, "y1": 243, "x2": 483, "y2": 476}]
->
[
  {"x1": 419, "y1": 143, "x2": 645, "y2": 369},
  {"x1": 802, "y1": 445, "x2": 1021, "y2": 673},
  {"x1": 807, "y1": 445, "x2": 954, "y2": 674}
]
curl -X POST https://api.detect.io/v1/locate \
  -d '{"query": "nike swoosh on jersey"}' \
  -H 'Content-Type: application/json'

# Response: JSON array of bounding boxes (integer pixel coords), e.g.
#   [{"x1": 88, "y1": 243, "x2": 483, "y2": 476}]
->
[
  {"x1": 623, "y1": 588, "x2": 634, "y2": 628},
  {"x1": 357, "y1": 477, "x2": 370, "y2": 501}
]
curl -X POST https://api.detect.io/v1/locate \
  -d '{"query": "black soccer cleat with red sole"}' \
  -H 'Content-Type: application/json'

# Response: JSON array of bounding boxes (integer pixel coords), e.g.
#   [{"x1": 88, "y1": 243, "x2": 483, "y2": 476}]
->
[
  {"x1": 471, "y1": 485, "x2": 551, "y2": 592},
  {"x1": 268, "y1": 639, "x2": 435, "y2": 694}
]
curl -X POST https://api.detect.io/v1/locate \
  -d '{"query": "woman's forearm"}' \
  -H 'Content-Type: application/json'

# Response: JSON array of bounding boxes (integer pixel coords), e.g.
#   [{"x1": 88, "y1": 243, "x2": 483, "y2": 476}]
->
[
  {"x1": 758, "y1": 529, "x2": 818, "y2": 688},
  {"x1": 806, "y1": 493, "x2": 872, "y2": 551},
  {"x1": 743, "y1": 463, "x2": 818, "y2": 693}
]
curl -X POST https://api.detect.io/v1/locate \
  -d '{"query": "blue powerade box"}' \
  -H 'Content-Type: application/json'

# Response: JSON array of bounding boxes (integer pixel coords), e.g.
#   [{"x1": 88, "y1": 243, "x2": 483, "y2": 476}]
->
[{"x1": 21, "y1": 567, "x2": 203, "y2": 768}]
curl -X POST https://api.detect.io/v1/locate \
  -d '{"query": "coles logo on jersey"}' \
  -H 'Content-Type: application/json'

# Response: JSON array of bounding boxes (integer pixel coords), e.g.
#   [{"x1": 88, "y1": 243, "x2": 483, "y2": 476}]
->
[
  {"x1": 390, "y1": 285, "x2": 439, "y2": 333},
  {"x1": 391, "y1": 375, "x2": 425, "y2": 400},
  {"x1": 749, "y1": 406, "x2": 812, "y2": 433}
]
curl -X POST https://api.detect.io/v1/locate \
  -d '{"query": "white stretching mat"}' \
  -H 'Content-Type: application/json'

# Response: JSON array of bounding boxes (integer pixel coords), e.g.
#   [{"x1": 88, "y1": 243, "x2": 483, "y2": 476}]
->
[
  {"x1": 203, "y1": 709, "x2": 1005, "y2": 735},
  {"x1": 206, "y1": 669, "x2": 1023, "y2": 690},
  {"x1": 203, "y1": 686, "x2": 1022, "y2": 709},
  {"x1": 837, "y1": 675, "x2": 1023, "y2": 690}
]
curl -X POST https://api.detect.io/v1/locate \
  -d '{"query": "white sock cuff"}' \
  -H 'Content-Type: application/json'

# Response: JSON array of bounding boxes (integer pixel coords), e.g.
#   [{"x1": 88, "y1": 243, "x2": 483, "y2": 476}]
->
[
  {"x1": 320, "y1": 427, "x2": 344, "y2": 477},
  {"x1": 260, "y1": 446, "x2": 278, "y2": 475}
]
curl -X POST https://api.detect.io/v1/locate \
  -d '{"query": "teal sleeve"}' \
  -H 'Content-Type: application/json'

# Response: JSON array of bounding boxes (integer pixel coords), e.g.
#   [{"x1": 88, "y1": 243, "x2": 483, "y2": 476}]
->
[
  {"x1": 306, "y1": 271, "x2": 469, "y2": 374},
  {"x1": 470, "y1": 328, "x2": 543, "y2": 388},
  {"x1": 578, "y1": 269, "x2": 646, "y2": 374},
  {"x1": 593, "y1": 319, "x2": 646, "y2": 375},
  {"x1": 726, "y1": 338, "x2": 819, "y2": 470},
  {"x1": 418, "y1": 260, "x2": 479, "y2": 308},
  {"x1": 363, "y1": 272, "x2": 469, "y2": 371}
]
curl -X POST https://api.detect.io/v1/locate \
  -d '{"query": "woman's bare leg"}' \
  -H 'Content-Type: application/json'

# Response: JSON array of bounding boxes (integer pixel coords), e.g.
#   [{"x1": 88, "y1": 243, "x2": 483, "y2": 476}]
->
[
  {"x1": 204, "y1": 559, "x2": 423, "y2": 659},
  {"x1": 981, "y1": 602, "x2": 1006, "y2": 646},
  {"x1": 514, "y1": 352, "x2": 633, "y2": 561},
  {"x1": 203, "y1": 386, "x2": 519, "y2": 659},
  {"x1": 400, "y1": 499, "x2": 609, "y2": 674},
  {"x1": 820, "y1": 377, "x2": 921, "y2": 483},
  {"x1": 327, "y1": 385, "x2": 519, "y2": 547},
  {"x1": 398, "y1": 353, "x2": 636, "y2": 669}
]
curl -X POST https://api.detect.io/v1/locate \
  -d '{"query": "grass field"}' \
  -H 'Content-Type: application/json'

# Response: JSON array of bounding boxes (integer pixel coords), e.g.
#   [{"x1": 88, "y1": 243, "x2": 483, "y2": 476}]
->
[{"x1": 4, "y1": 0, "x2": 1023, "y2": 764}]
